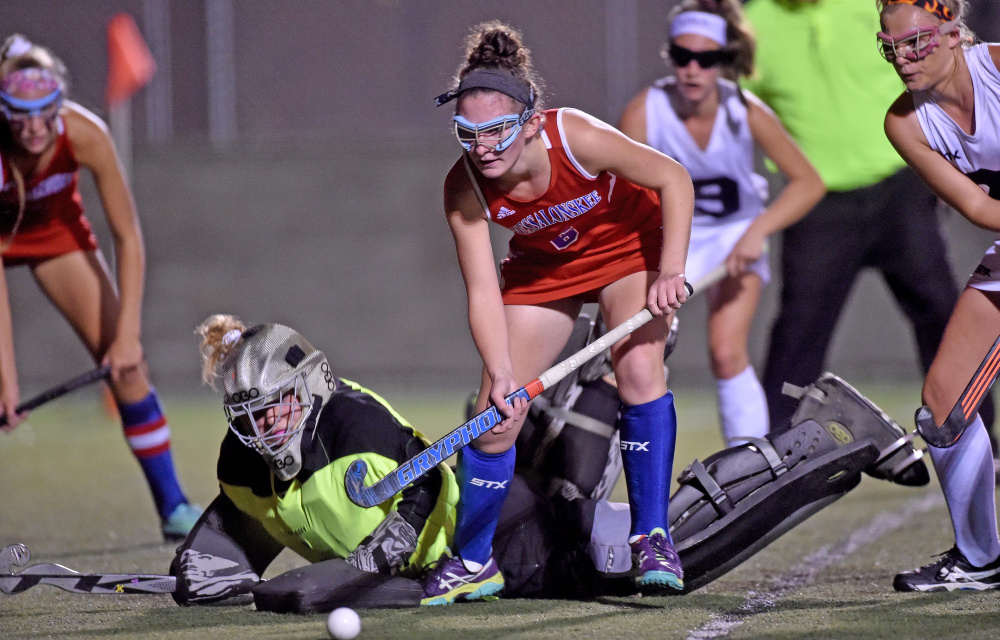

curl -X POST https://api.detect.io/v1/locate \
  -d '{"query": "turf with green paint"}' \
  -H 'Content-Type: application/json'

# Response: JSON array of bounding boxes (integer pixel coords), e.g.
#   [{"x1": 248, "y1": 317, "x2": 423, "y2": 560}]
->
[{"x1": 1, "y1": 383, "x2": 999, "y2": 639}]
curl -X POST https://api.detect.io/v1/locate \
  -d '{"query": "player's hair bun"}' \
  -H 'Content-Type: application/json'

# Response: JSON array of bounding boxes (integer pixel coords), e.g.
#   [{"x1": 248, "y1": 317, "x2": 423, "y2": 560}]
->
[
  {"x1": 195, "y1": 314, "x2": 249, "y2": 387},
  {"x1": 454, "y1": 20, "x2": 545, "y2": 110},
  {"x1": 465, "y1": 21, "x2": 529, "y2": 74}
]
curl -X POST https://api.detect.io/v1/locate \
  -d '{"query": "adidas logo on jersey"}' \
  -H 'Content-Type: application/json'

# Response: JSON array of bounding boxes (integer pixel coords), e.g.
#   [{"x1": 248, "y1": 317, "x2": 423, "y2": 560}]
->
[{"x1": 496, "y1": 206, "x2": 516, "y2": 220}]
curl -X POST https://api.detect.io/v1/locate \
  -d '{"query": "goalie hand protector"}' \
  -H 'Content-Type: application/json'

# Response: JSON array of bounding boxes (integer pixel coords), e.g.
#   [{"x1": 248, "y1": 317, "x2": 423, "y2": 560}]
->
[{"x1": 346, "y1": 511, "x2": 418, "y2": 574}]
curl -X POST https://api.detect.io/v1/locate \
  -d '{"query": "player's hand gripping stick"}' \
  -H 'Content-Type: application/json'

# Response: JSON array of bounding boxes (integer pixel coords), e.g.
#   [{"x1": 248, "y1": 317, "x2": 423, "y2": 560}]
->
[{"x1": 345, "y1": 282, "x2": 693, "y2": 508}]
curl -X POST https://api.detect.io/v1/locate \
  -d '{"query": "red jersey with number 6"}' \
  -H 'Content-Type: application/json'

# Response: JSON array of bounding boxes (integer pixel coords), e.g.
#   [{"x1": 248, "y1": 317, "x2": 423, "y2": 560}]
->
[
  {"x1": 0, "y1": 117, "x2": 98, "y2": 266},
  {"x1": 464, "y1": 108, "x2": 663, "y2": 304}
]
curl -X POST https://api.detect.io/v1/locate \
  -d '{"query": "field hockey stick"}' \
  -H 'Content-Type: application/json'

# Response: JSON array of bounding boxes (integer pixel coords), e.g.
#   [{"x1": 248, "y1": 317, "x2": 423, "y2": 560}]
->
[
  {"x1": 915, "y1": 334, "x2": 1000, "y2": 448},
  {"x1": 679, "y1": 237, "x2": 767, "y2": 298},
  {"x1": 346, "y1": 281, "x2": 694, "y2": 508},
  {"x1": 689, "y1": 263, "x2": 728, "y2": 297},
  {"x1": 0, "y1": 544, "x2": 175, "y2": 595},
  {"x1": 0, "y1": 365, "x2": 111, "y2": 428}
]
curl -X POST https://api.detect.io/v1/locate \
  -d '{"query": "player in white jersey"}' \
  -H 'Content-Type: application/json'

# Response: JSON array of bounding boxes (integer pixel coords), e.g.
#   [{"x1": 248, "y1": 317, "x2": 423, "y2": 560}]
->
[
  {"x1": 880, "y1": 0, "x2": 1000, "y2": 591},
  {"x1": 619, "y1": 0, "x2": 824, "y2": 445}
]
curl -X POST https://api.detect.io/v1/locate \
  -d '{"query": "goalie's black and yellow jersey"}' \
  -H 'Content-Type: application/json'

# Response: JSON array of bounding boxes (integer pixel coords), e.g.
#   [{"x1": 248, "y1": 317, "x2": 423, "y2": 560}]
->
[{"x1": 217, "y1": 379, "x2": 458, "y2": 574}]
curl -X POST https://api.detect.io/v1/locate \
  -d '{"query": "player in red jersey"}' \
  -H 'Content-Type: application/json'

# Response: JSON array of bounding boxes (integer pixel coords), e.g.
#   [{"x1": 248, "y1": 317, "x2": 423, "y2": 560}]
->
[
  {"x1": 421, "y1": 21, "x2": 695, "y2": 605},
  {"x1": 0, "y1": 34, "x2": 200, "y2": 540}
]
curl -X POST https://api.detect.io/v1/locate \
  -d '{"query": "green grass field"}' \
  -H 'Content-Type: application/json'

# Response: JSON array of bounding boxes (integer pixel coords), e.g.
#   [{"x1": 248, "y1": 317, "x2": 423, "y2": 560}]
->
[{"x1": 2, "y1": 382, "x2": 999, "y2": 639}]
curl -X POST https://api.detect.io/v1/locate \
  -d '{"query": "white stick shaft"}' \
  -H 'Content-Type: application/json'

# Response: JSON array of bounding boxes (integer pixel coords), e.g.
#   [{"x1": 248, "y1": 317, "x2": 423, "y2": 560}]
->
[{"x1": 537, "y1": 309, "x2": 653, "y2": 390}]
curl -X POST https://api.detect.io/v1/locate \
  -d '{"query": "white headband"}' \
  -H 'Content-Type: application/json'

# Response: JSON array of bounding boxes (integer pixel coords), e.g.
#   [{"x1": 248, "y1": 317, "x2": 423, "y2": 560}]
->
[
  {"x1": 222, "y1": 329, "x2": 242, "y2": 347},
  {"x1": 670, "y1": 11, "x2": 728, "y2": 46}
]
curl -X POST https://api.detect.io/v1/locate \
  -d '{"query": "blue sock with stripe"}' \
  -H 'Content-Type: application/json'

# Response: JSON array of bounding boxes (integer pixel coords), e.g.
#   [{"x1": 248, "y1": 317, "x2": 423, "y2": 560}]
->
[
  {"x1": 453, "y1": 445, "x2": 516, "y2": 565},
  {"x1": 119, "y1": 390, "x2": 186, "y2": 520},
  {"x1": 619, "y1": 391, "x2": 677, "y2": 541}
]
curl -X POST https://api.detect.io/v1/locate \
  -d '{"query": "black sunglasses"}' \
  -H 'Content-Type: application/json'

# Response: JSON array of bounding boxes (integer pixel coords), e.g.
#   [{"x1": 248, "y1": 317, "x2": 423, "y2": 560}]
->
[{"x1": 667, "y1": 44, "x2": 735, "y2": 69}]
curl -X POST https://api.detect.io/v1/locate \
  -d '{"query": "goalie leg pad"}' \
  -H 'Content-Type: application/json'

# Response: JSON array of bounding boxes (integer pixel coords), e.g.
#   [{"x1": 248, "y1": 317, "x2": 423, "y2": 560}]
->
[
  {"x1": 669, "y1": 434, "x2": 880, "y2": 593},
  {"x1": 252, "y1": 559, "x2": 422, "y2": 612},
  {"x1": 783, "y1": 372, "x2": 929, "y2": 486}
]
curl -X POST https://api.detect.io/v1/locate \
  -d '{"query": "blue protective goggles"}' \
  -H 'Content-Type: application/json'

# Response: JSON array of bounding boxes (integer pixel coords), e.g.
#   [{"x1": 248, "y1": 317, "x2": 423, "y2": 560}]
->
[
  {"x1": 0, "y1": 89, "x2": 63, "y2": 124},
  {"x1": 453, "y1": 108, "x2": 534, "y2": 153}
]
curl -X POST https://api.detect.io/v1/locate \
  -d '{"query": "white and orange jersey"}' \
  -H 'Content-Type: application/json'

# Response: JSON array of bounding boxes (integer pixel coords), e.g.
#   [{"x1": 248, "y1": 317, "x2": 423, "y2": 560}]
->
[
  {"x1": 0, "y1": 116, "x2": 96, "y2": 265},
  {"x1": 916, "y1": 43, "x2": 1000, "y2": 292},
  {"x1": 914, "y1": 43, "x2": 1000, "y2": 200},
  {"x1": 463, "y1": 108, "x2": 663, "y2": 304}
]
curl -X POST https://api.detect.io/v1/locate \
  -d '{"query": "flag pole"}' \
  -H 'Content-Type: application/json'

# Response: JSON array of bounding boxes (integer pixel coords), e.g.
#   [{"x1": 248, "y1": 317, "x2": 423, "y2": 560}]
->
[
  {"x1": 108, "y1": 99, "x2": 132, "y2": 181},
  {"x1": 105, "y1": 12, "x2": 156, "y2": 181}
]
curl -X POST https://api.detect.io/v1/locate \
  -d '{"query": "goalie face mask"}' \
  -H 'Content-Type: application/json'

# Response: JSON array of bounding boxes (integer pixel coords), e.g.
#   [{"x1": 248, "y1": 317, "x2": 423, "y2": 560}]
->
[{"x1": 220, "y1": 324, "x2": 335, "y2": 480}]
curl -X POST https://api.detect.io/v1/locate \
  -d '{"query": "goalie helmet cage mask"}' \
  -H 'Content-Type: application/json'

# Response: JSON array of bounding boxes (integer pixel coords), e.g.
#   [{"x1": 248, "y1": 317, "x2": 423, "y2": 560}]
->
[{"x1": 220, "y1": 324, "x2": 335, "y2": 480}]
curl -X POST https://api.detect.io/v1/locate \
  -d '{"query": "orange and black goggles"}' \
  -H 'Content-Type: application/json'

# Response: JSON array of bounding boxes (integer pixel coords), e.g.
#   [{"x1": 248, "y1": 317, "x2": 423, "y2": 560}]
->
[{"x1": 883, "y1": 0, "x2": 954, "y2": 22}]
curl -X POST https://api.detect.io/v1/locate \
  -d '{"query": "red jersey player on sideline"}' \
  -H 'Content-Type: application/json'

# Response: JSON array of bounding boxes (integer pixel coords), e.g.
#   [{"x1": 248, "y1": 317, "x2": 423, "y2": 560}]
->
[{"x1": 0, "y1": 34, "x2": 200, "y2": 541}]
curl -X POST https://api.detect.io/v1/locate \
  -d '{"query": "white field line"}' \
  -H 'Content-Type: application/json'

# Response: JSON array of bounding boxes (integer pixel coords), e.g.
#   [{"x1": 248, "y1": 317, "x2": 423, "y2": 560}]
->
[{"x1": 685, "y1": 492, "x2": 944, "y2": 640}]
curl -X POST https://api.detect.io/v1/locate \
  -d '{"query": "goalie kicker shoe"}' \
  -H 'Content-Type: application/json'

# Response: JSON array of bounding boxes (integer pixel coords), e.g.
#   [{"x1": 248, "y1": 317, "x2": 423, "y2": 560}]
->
[
  {"x1": 894, "y1": 548, "x2": 1000, "y2": 592},
  {"x1": 420, "y1": 555, "x2": 504, "y2": 605},
  {"x1": 631, "y1": 528, "x2": 684, "y2": 592}
]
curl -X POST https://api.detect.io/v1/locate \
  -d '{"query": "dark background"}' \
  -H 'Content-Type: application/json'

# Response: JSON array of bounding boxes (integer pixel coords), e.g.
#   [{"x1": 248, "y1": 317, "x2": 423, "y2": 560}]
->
[{"x1": 3, "y1": 0, "x2": 999, "y2": 395}]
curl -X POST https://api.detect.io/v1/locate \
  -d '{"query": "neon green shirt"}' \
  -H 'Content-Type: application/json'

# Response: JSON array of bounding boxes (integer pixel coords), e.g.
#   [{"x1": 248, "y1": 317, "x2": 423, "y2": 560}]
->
[
  {"x1": 742, "y1": 0, "x2": 907, "y2": 191},
  {"x1": 218, "y1": 379, "x2": 457, "y2": 577}
]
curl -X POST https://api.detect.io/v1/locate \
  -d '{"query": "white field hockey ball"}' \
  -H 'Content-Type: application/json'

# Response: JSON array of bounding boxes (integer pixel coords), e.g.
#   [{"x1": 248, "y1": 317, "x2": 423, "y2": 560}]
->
[{"x1": 326, "y1": 607, "x2": 361, "y2": 639}]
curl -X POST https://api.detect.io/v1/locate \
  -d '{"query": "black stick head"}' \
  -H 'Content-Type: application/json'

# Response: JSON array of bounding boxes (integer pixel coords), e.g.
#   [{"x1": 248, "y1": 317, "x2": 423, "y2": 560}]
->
[{"x1": 914, "y1": 405, "x2": 962, "y2": 448}]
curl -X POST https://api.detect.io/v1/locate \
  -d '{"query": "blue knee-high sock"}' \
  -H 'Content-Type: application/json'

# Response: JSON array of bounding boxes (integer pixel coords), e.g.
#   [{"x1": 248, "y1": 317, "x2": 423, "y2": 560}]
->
[
  {"x1": 119, "y1": 390, "x2": 187, "y2": 520},
  {"x1": 453, "y1": 445, "x2": 516, "y2": 565},
  {"x1": 620, "y1": 391, "x2": 677, "y2": 541}
]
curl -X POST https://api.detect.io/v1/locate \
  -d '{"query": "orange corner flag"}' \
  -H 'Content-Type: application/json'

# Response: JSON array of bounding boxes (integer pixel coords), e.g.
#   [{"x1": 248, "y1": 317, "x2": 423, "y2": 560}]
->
[{"x1": 105, "y1": 13, "x2": 156, "y2": 107}]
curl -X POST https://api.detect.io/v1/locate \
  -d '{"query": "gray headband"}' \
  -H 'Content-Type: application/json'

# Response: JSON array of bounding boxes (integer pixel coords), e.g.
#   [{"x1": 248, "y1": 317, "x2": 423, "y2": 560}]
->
[{"x1": 434, "y1": 68, "x2": 535, "y2": 108}]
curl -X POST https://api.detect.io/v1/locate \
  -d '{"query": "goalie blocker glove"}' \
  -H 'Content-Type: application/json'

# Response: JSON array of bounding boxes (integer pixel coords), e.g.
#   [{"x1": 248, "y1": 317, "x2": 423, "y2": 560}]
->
[{"x1": 346, "y1": 511, "x2": 419, "y2": 574}]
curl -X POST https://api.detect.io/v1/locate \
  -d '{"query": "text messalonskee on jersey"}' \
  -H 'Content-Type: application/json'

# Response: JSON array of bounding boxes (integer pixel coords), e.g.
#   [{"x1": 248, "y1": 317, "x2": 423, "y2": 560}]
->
[
  {"x1": 0, "y1": 115, "x2": 98, "y2": 262},
  {"x1": 462, "y1": 108, "x2": 664, "y2": 304},
  {"x1": 645, "y1": 77, "x2": 767, "y2": 227}
]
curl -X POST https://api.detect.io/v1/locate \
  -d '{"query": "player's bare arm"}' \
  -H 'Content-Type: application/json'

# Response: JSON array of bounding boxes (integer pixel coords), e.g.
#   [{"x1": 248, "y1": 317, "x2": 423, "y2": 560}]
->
[
  {"x1": 0, "y1": 267, "x2": 20, "y2": 430},
  {"x1": 444, "y1": 162, "x2": 525, "y2": 425},
  {"x1": 616, "y1": 88, "x2": 650, "y2": 145},
  {"x1": 560, "y1": 108, "x2": 694, "y2": 314},
  {"x1": 64, "y1": 103, "x2": 147, "y2": 376},
  {"x1": 731, "y1": 93, "x2": 825, "y2": 274}
]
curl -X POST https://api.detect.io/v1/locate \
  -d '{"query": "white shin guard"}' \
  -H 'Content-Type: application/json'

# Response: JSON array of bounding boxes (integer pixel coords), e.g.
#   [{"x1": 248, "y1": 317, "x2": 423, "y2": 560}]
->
[
  {"x1": 717, "y1": 365, "x2": 769, "y2": 446},
  {"x1": 929, "y1": 415, "x2": 1000, "y2": 567}
]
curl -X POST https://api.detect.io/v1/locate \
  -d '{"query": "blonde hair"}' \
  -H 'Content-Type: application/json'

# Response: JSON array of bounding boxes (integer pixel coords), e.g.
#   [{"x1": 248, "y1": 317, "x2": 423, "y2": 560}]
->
[
  {"x1": 668, "y1": 0, "x2": 756, "y2": 81},
  {"x1": 195, "y1": 314, "x2": 248, "y2": 387},
  {"x1": 0, "y1": 34, "x2": 69, "y2": 254},
  {"x1": 0, "y1": 34, "x2": 69, "y2": 92}
]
